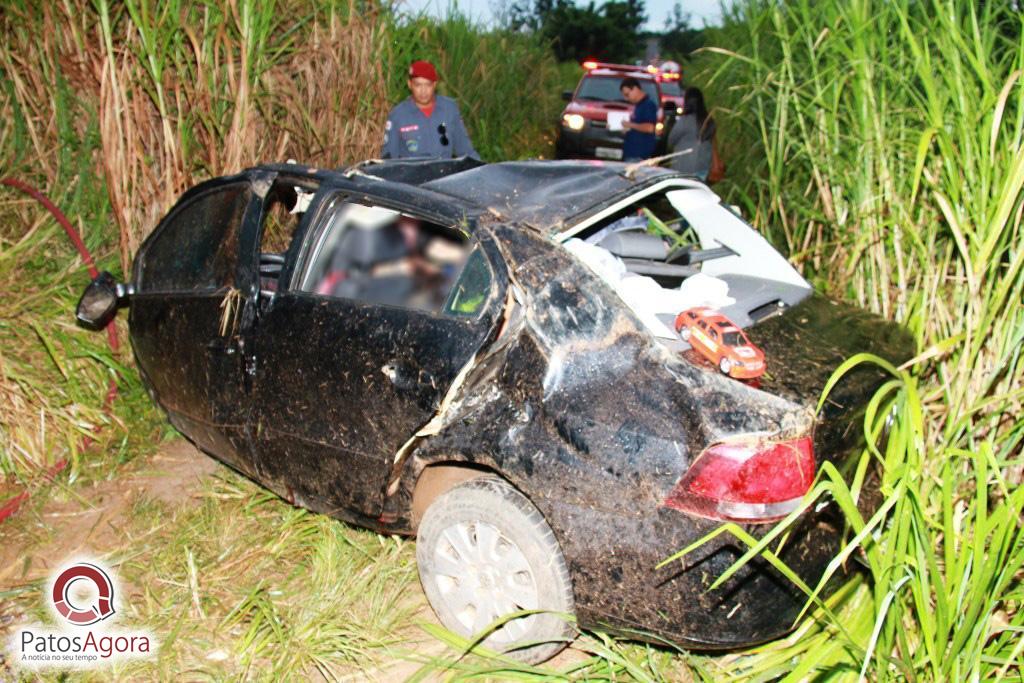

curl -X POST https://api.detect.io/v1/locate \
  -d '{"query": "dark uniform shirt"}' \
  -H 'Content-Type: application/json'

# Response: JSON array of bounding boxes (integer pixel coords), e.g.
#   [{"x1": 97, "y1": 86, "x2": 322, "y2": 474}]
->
[
  {"x1": 381, "y1": 95, "x2": 478, "y2": 160},
  {"x1": 622, "y1": 95, "x2": 658, "y2": 161}
]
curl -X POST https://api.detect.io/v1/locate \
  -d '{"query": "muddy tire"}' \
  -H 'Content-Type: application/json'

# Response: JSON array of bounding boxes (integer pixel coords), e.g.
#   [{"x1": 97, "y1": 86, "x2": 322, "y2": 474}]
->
[{"x1": 416, "y1": 476, "x2": 575, "y2": 664}]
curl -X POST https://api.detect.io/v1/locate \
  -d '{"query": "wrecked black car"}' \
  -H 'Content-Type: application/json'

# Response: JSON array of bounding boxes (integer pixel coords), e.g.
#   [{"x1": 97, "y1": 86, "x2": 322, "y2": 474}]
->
[{"x1": 78, "y1": 159, "x2": 910, "y2": 663}]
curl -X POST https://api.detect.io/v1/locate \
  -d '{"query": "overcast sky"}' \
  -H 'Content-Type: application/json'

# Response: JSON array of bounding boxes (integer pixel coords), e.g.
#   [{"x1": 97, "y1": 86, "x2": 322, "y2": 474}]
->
[{"x1": 397, "y1": 0, "x2": 725, "y2": 32}]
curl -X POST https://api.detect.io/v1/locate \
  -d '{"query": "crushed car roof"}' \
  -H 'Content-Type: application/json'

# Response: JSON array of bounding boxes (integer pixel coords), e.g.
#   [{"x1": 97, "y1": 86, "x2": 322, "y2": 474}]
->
[{"x1": 357, "y1": 159, "x2": 688, "y2": 232}]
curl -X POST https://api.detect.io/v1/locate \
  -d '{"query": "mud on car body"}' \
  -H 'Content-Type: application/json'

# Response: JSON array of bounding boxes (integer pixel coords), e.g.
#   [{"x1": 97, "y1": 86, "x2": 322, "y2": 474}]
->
[{"x1": 78, "y1": 158, "x2": 911, "y2": 663}]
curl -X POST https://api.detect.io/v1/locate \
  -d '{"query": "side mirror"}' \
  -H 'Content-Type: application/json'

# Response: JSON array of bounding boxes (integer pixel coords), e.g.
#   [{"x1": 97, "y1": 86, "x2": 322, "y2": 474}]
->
[
  {"x1": 562, "y1": 90, "x2": 573, "y2": 102},
  {"x1": 76, "y1": 271, "x2": 130, "y2": 330}
]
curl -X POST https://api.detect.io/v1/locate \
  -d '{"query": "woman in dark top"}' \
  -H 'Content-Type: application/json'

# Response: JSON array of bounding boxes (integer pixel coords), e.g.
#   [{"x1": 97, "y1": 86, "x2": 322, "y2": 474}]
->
[{"x1": 667, "y1": 87, "x2": 716, "y2": 181}]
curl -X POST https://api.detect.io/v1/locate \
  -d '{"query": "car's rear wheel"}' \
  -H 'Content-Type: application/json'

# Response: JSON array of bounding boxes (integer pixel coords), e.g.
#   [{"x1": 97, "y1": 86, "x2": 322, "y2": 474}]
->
[
  {"x1": 679, "y1": 327, "x2": 692, "y2": 341},
  {"x1": 416, "y1": 476, "x2": 575, "y2": 664},
  {"x1": 719, "y1": 357, "x2": 733, "y2": 374}
]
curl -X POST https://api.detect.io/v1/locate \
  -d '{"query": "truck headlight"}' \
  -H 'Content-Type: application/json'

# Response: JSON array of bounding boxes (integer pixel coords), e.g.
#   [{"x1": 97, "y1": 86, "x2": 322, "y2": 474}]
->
[{"x1": 562, "y1": 114, "x2": 585, "y2": 131}]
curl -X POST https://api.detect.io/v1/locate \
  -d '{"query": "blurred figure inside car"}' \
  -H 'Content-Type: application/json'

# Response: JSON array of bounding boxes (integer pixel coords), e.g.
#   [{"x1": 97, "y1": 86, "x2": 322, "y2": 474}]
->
[{"x1": 316, "y1": 207, "x2": 466, "y2": 311}]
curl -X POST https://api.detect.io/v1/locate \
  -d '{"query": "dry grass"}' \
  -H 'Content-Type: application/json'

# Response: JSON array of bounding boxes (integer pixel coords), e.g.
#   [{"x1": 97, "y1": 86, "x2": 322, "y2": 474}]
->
[
  {"x1": 3, "y1": 1, "x2": 389, "y2": 274},
  {"x1": 0, "y1": 0, "x2": 392, "y2": 484},
  {"x1": 1, "y1": 440, "x2": 423, "y2": 681},
  {"x1": 0, "y1": 191, "x2": 128, "y2": 480},
  {"x1": 92, "y1": 0, "x2": 390, "y2": 273},
  {"x1": 1, "y1": 439, "x2": 714, "y2": 681}
]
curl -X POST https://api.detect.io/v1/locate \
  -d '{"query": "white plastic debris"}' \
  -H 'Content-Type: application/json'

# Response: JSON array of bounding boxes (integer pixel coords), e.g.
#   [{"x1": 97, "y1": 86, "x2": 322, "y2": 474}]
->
[
  {"x1": 291, "y1": 188, "x2": 315, "y2": 214},
  {"x1": 564, "y1": 238, "x2": 626, "y2": 279},
  {"x1": 563, "y1": 239, "x2": 735, "y2": 339},
  {"x1": 677, "y1": 272, "x2": 735, "y2": 308}
]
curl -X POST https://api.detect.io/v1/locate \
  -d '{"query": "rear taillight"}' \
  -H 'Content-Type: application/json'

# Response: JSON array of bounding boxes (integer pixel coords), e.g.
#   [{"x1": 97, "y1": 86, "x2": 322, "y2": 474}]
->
[{"x1": 663, "y1": 437, "x2": 815, "y2": 523}]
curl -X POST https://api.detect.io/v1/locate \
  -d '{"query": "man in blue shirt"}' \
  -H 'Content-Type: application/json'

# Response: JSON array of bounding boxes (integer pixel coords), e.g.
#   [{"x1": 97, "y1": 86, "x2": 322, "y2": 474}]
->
[
  {"x1": 619, "y1": 77, "x2": 657, "y2": 161},
  {"x1": 381, "y1": 60, "x2": 479, "y2": 160}
]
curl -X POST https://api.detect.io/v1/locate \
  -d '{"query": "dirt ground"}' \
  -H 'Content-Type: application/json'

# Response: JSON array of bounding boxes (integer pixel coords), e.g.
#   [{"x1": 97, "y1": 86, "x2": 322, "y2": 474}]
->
[
  {"x1": 0, "y1": 441, "x2": 218, "y2": 590},
  {"x1": 0, "y1": 440, "x2": 595, "y2": 680}
]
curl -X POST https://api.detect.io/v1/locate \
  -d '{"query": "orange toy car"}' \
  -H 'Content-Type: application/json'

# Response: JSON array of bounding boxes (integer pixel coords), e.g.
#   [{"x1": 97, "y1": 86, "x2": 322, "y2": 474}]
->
[{"x1": 674, "y1": 308, "x2": 766, "y2": 379}]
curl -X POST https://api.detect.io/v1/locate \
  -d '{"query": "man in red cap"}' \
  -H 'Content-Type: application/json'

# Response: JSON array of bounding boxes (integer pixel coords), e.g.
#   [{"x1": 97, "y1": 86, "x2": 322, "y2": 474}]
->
[{"x1": 381, "y1": 60, "x2": 478, "y2": 160}]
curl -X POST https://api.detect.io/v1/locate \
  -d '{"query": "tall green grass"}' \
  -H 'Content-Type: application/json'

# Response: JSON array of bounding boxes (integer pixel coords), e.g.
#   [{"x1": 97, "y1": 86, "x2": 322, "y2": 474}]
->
[{"x1": 682, "y1": 1, "x2": 1024, "y2": 678}]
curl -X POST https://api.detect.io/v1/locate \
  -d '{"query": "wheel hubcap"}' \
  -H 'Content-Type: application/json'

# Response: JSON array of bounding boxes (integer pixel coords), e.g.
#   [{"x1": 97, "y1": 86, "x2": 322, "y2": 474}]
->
[{"x1": 431, "y1": 520, "x2": 539, "y2": 643}]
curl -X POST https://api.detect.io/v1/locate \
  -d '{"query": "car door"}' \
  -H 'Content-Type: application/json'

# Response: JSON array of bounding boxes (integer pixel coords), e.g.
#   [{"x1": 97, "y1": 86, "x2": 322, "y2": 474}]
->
[
  {"x1": 130, "y1": 177, "x2": 261, "y2": 475},
  {"x1": 246, "y1": 190, "x2": 504, "y2": 519}
]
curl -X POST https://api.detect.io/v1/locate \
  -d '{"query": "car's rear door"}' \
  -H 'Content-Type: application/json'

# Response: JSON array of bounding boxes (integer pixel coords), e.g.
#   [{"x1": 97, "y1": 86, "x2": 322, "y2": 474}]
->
[
  {"x1": 130, "y1": 177, "x2": 260, "y2": 474},
  {"x1": 246, "y1": 190, "x2": 504, "y2": 520}
]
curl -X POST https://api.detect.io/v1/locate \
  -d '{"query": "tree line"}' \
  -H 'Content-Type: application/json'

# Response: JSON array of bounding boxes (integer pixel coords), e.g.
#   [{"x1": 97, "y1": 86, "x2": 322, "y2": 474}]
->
[{"x1": 501, "y1": 0, "x2": 706, "y2": 63}]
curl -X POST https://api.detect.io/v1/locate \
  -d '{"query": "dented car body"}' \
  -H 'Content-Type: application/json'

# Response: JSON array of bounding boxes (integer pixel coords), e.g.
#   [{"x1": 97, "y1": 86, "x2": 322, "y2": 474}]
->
[{"x1": 79, "y1": 159, "x2": 911, "y2": 657}]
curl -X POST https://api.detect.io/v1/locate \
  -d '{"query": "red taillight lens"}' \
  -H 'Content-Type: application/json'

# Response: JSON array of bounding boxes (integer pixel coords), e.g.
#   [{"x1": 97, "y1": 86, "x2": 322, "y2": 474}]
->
[{"x1": 663, "y1": 437, "x2": 815, "y2": 522}]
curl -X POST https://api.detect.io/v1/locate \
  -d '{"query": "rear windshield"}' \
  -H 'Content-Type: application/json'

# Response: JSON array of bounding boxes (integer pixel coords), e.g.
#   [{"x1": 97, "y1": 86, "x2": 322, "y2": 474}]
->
[
  {"x1": 659, "y1": 80, "x2": 682, "y2": 97},
  {"x1": 577, "y1": 76, "x2": 658, "y2": 103}
]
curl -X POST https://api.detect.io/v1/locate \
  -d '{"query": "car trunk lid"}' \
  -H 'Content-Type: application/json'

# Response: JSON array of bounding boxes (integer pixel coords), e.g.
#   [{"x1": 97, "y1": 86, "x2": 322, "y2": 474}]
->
[
  {"x1": 662, "y1": 292, "x2": 910, "y2": 522},
  {"x1": 743, "y1": 292, "x2": 913, "y2": 467}
]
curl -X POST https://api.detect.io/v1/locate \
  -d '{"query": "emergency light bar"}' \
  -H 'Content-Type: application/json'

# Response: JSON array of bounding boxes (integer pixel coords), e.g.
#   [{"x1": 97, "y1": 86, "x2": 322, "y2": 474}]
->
[{"x1": 581, "y1": 60, "x2": 650, "y2": 73}]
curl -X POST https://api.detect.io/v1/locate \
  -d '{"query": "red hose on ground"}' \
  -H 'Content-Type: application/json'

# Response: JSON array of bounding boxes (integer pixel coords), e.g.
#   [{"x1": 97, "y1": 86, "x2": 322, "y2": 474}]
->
[{"x1": 0, "y1": 178, "x2": 121, "y2": 523}]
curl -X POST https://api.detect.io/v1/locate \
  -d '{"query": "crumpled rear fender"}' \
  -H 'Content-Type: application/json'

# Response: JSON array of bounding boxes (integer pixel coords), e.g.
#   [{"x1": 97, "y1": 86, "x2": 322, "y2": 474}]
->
[{"x1": 383, "y1": 224, "x2": 810, "y2": 528}]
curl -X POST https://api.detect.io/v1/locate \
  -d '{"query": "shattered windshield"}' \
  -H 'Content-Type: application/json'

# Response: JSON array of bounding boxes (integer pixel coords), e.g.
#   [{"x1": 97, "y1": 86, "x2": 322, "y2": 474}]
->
[
  {"x1": 577, "y1": 76, "x2": 658, "y2": 103},
  {"x1": 557, "y1": 185, "x2": 812, "y2": 343}
]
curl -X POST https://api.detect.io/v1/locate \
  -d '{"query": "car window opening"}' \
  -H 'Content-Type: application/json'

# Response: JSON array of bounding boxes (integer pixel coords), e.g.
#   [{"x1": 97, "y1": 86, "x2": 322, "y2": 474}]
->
[
  {"x1": 299, "y1": 201, "x2": 482, "y2": 315},
  {"x1": 259, "y1": 181, "x2": 316, "y2": 293},
  {"x1": 561, "y1": 188, "x2": 813, "y2": 344},
  {"x1": 261, "y1": 187, "x2": 303, "y2": 253},
  {"x1": 722, "y1": 331, "x2": 742, "y2": 346},
  {"x1": 577, "y1": 76, "x2": 659, "y2": 104}
]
